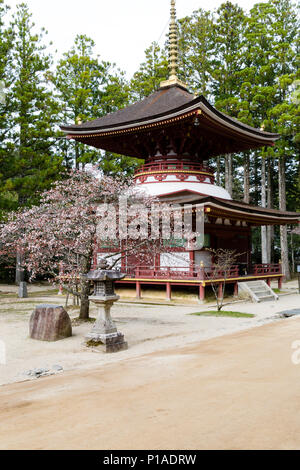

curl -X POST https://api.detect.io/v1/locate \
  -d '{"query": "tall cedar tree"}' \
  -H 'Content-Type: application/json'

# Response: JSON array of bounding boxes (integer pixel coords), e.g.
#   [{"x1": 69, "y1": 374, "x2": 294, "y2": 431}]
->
[
  {"x1": 4, "y1": 3, "x2": 63, "y2": 207},
  {"x1": 212, "y1": 2, "x2": 246, "y2": 199},
  {"x1": 54, "y1": 34, "x2": 137, "y2": 176},
  {"x1": 130, "y1": 42, "x2": 168, "y2": 100},
  {"x1": 177, "y1": 8, "x2": 214, "y2": 96},
  {"x1": 0, "y1": 1, "x2": 14, "y2": 211},
  {"x1": 242, "y1": 0, "x2": 299, "y2": 276}
]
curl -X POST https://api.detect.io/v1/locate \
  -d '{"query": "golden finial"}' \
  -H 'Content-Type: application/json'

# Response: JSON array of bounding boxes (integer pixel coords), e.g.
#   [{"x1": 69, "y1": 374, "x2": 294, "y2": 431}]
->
[
  {"x1": 169, "y1": 0, "x2": 178, "y2": 80},
  {"x1": 160, "y1": 0, "x2": 188, "y2": 90}
]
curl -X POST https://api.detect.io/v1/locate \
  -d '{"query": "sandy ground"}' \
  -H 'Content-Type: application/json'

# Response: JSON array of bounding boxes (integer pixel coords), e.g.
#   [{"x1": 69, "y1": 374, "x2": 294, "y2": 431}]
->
[
  {"x1": 0, "y1": 282, "x2": 299, "y2": 386},
  {"x1": 1, "y1": 316, "x2": 300, "y2": 450}
]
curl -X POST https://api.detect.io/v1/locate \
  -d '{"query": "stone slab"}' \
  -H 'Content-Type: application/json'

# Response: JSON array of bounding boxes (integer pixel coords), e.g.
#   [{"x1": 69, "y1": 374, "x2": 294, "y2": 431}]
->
[{"x1": 29, "y1": 305, "x2": 72, "y2": 342}]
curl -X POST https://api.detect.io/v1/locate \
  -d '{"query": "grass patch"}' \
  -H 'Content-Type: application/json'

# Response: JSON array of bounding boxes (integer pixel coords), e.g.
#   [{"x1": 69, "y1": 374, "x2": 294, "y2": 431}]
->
[
  {"x1": 272, "y1": 288, "x2": 289, "y2": 294},
  {"x1": 190, "y1": 310, "x2": 254, "y2": 318}
]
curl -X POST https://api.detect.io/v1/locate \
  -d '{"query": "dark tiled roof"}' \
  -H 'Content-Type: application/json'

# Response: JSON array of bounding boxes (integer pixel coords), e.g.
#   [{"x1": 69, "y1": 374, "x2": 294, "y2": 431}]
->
[
  {"x1": 61, "y1": 85, "x2": 194, "y2": 132},
  {"x1": 61, "y1": 84, "x2": 279, "y2": 143},
  {"x1": 159, "y1": 192, "x2": 300, "y2": 223}
]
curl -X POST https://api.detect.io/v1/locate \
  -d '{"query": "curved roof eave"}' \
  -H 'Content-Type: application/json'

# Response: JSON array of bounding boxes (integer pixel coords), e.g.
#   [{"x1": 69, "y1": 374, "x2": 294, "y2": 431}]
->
[{"x1": 60, "y1": 93, "x2": 279, "y2": 144}]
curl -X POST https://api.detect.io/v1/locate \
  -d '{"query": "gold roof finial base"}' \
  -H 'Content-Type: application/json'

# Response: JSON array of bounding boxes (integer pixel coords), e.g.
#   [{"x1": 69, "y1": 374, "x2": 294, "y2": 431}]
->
[{"x1": 160, "y1": 77, "x2": 188, "y2": 90}]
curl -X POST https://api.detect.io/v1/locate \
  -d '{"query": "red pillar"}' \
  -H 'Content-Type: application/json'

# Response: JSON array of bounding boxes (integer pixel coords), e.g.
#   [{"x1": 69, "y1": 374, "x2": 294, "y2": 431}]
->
[
  {"x1": 278, "y1": 277, "x2": 282, "y2": 290},
  {"x1": 267, "y1": 278, "x2": 271, "y2": 287},
  {"x1": 218, "y1": 282, "x2": 223, "y2": 300},
  {"x1": 136, "y1": 281, "x2": 141, "y2": 299},
  {"x1": 166, "y1": 282, "x2": 171, "y2": 301},
  {"x1": 233, "y1": 281, "x2": 238, "y2": 298},
  {"x1": 199, "y1": 283, "x2": 205, "y2": 302}
]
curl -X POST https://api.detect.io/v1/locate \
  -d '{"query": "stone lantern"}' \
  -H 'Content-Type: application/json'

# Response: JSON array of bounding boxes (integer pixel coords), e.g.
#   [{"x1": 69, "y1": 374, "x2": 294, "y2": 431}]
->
[{"x1": 85, "y1": 259, "x2": 128, "y2": 353}]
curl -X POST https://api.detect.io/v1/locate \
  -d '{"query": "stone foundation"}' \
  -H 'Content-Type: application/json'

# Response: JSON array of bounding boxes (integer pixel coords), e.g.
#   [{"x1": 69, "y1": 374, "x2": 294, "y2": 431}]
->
[{"x1": 87, "y1": 332, "x2": 128, "y2": 353}]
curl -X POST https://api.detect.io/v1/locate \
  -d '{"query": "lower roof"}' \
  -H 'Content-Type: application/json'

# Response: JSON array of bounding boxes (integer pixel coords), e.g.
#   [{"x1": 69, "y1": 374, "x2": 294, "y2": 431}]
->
[{"x1": 159, "y1": 192, "x2": 300, "y2": 226}]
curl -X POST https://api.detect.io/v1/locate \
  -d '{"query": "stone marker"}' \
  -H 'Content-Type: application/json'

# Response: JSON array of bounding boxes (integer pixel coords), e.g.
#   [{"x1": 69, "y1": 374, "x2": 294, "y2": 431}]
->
[
  {"x1": 29, "y1": 304, "x2": 72, "y2": 342},
  {"x1": 18, "y1": 281, "x2": 28, "y2": 298}
]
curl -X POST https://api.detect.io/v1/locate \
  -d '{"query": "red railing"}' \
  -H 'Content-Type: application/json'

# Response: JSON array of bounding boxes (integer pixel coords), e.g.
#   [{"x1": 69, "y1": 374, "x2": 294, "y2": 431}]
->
[
  {"x1": 122, "y1": 263, "x2": 281, "y2": 281},
  {"x1": 204, "y1": 265, "x2": 239, "y2": 280},
  {"x1": 134, "y1": 160, "x2": 214, "y2": 175},
  {"x1": 58, "y1": 263, "x2": 282, "y2": 285},
  {"x1": 252, "y1": 263, "x2": 282, "y2": 275},
  {"x1": 124, "y1": 265, "x2": 239, "y2": 281}
]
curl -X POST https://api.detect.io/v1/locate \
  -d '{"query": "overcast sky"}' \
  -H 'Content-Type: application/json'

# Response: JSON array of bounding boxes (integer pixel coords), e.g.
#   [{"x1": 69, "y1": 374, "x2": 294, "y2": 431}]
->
[{"x1": 7, "y1": 0, "x2": 267, "y2": 79}]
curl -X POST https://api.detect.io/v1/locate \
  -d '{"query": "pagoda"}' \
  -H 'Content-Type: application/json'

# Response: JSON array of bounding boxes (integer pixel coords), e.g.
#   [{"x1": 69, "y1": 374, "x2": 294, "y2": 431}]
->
[{"x1": 61, "y1": 0, "x2": 300, "y2": 302}]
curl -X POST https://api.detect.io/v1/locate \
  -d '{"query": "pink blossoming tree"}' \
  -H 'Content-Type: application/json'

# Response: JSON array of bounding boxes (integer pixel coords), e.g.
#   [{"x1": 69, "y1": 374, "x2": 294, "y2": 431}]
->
[{"x1": 0, "y1": 170, "x2": 161, "y2": 319}]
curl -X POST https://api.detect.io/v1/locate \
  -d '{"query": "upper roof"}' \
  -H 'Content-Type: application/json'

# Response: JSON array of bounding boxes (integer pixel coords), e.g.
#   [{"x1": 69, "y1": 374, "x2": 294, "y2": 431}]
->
[
  {"x1": 61, "y1": 85, "x2": 278, "y2": 139},
  {"x1": 62, "y1": 85, "x2": 193, "y2": 132},
  {"x1": 60, "y1": 84, "x2": 280, "y2": 158}
]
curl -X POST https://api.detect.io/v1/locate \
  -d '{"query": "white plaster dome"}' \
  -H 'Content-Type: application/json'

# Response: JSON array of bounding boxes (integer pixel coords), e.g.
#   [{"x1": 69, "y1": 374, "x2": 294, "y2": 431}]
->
[{"x1": 134, "y1": 179, "x2": 232, "y2": 200}]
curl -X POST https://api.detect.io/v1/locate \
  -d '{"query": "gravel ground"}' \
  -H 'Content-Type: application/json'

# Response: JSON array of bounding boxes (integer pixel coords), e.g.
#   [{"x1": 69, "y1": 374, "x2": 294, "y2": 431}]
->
[{"x1": 0, "y1": 282, "x2": 299, "y2": 386}]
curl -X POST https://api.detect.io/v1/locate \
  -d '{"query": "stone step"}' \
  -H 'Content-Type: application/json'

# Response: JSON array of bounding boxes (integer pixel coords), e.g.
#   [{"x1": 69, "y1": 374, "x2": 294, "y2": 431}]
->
[
  {"x1": 257, "y1": 295, "x2": 276, "y2": 302},
  {"x1": 252, "y1": 288, "x2": 270, "y2": 293},
  {"x1": 238, "y1": 280, "x2": 278, "y2": 303},
  {"x1": 254, "y1": 291, "x2": 272, "y2": 296}
]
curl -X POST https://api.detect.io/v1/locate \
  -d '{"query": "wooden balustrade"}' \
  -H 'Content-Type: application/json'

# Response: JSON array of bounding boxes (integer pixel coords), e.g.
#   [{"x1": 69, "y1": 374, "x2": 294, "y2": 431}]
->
[
  {"x1": 134, "y1": 161, "x2": 214, "y2": 175},
  {"x1": 59, "y1": 263, "x2": 282, "y2": 284},
  {"x1": 253, "y1": 263, "x2": 281, "y2": 275},
  {"x1": 124, "y1": 264, "x2": 240, "y2": 280}
]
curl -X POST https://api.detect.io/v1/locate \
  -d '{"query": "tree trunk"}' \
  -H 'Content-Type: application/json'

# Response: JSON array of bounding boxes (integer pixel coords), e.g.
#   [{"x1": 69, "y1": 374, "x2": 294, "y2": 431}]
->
[
  {"x1": 75, "y1": 141, "x2": 80, "y2": 170},
  {"x1": 261, "y1": 157, "x2": 268, "y2": 263},
  {"x1": 243, "y1": 152, "x2": 250, "y2": 203},
  {"x1": 79, "y1": 255, "x2": 92, "y2": 320},
  {"x1": 278, "y1": 156, "x2": 291, "y2": 280},
  {"x1": 225, "y1": 154, "x2": 233, "y2": 197},
  {"x1": 267, "y1": 158, "x2": 274, "y2": 262},
  {"x1": 216, "y1": 156, "x2": 221, "y2": 186},
  {"x1": 79, "y1": 277, "x2": 90, "y2": 319}
]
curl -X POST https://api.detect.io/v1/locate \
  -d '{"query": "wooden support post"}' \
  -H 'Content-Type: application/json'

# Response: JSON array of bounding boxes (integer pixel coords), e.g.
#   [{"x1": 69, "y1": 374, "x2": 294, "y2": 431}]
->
[
  {"x1": 218, "y1": 282, "x2": 223, "y2": 300},
  {"x1": 136, "y1": 281, "x2": 141, "y2": 299},
  {"x1": 199, "y1": 283, "x2": 205, "y2": 303},
  {"x1": 267, "y1": 278, "x2": 271, "y2": 287},
  {"x1": 166, "y1": 282, "x2": 171, "y2": 301},
  {"x1": 278, "y1": 277, "x2": 282, "y2": 290},
  {"x1": 233, "y1": 281, "x2": 238, "y2": 298}
]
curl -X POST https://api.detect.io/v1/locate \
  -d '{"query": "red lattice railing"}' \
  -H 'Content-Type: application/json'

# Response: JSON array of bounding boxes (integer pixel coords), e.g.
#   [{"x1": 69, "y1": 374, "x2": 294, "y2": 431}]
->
[
  {"x1": 134, "y1": 160, "x2": 214, "y2": 175},
  {"x1": 252, "y1": 263, "x2": 282, "y2": 275}
]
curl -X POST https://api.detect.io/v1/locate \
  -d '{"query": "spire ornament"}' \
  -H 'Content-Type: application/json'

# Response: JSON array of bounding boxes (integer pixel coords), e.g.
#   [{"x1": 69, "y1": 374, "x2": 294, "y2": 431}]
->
[{"x1": 160, "y1": 0, "x2": 188, "y2": 90}]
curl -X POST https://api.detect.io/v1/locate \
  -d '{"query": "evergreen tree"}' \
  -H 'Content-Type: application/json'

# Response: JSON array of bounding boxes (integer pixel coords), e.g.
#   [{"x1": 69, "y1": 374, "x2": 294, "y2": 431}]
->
[
  {"x1": 0, "y1": 1, "x2": 14, "y2": 210},
  {"x1": 130, "y1": 42, "x2": 168, "y2": 100},
  {"x1": 3, "y1": 3, "x2": 62, "y2": 207},
  {"x1": 54, "y1": 34, "x2": 135, "y2": 175},
  {"x1": 212, "y1": 2, "x2": 245, "y2": 111},
  {"x1": 211, "y1": 2, "x2": 246, "y2": 199},
  {"x1": 177, "y1": 8, "x2": 214, "y2": 96},
  {"x1": 241, "y1": 0, "x2": 299, "y2": 276}
]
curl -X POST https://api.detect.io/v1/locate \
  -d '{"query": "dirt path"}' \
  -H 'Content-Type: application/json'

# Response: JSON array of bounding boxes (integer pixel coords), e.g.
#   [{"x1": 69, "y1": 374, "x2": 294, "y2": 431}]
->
[{"x1": 1, "y1": 316, "x2": 300, "y2": 450}]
